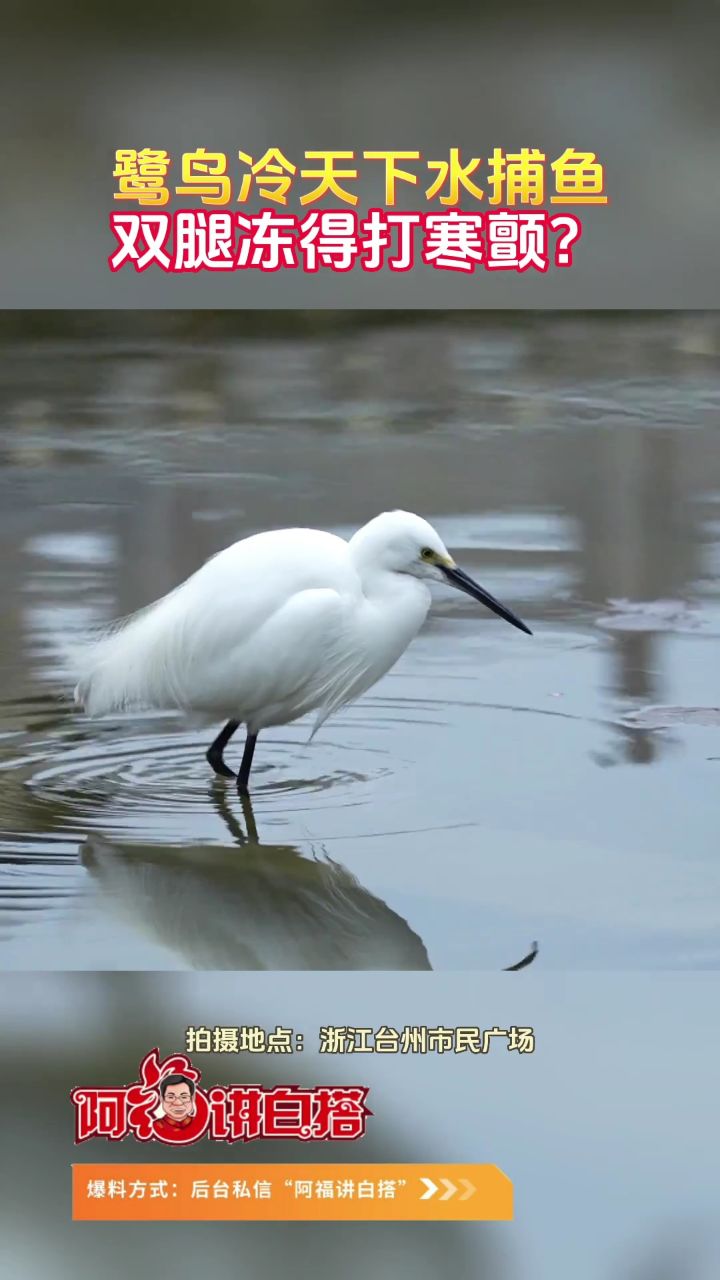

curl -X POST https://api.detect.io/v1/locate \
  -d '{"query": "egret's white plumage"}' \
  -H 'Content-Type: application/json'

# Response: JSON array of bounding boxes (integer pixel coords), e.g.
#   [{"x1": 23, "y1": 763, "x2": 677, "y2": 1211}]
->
[{"x1": 74, "y1": 510, "x2": 530, "y2": 786}]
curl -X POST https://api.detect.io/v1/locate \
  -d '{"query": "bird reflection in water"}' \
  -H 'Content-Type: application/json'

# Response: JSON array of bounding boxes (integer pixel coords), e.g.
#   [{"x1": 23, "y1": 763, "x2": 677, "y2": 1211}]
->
[{"x1": 81, "y1": 785, "x2": 431, "y2": 971}]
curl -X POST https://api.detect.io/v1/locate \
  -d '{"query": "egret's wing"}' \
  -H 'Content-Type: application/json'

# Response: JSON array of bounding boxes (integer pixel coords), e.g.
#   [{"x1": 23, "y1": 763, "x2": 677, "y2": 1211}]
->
[
  {"x1": 198, "y1": 586, "x2": 366, "y2": 726},
  {"x1": 178, "y1": 526, "x2": 352, "y2": 663}
]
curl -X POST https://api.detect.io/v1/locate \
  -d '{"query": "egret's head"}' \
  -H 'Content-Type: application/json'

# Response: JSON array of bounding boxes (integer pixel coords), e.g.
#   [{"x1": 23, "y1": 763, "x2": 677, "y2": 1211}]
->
[{"x1": 351, "y1": 511, "x2": 532, "y2": 635}]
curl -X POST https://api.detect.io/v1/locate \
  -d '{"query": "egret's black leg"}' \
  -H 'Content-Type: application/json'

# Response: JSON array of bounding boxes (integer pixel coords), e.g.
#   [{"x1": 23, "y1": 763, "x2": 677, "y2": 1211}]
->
[
  {"x1": 237, "y1": 731, "x2": 258, "y2": 792},
  {"x1": 207, "y1": 720, "x2": 240, "y2": 779}
]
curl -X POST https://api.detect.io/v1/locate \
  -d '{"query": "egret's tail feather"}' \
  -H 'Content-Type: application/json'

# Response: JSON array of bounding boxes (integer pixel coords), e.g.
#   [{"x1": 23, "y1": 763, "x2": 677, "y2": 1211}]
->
[{"x1": 74, "y1": 591, "x2": 190, "y2": 717}]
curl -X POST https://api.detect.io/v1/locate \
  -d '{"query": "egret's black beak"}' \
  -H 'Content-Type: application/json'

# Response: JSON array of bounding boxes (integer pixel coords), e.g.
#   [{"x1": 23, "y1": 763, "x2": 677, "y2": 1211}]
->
[{"x1": 440, "y1": 564, "x2": 532, "y2": 635}]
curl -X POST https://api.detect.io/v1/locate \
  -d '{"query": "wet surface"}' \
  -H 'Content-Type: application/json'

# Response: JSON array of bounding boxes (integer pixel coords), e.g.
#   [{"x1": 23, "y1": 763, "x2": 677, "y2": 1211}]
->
[{"x1": 1, "y1": 313, "x2": 720, "y2": 970}]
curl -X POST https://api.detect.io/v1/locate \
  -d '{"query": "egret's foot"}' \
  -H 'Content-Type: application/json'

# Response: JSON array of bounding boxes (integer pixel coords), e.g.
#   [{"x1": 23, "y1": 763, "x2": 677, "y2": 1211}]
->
[
  {"x1": 206, "y1": 719, "x2": 241, "y2": 780},
  {"x1": 206, "y1": 747, "x2": 235, "y2": 780}
]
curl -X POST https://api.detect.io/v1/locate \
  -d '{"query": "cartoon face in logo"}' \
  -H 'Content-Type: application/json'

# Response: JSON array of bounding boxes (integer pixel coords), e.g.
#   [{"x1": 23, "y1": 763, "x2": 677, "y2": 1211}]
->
[
  {"x1": 160, "y1": 1074, "x2": 195, "y2": 1123},
  {"x1": 153, "y1": 1069, "x2": 210, "y2": 1143}
]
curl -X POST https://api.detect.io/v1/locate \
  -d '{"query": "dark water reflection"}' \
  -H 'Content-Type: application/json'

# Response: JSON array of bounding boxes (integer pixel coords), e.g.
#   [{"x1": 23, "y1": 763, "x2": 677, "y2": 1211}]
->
[
  {"x1": 79, "y1": 786, "x2": 431, "y2": 971},
  {"x1": 2, "y1": 313, "x2": 720, "y2": 970}
]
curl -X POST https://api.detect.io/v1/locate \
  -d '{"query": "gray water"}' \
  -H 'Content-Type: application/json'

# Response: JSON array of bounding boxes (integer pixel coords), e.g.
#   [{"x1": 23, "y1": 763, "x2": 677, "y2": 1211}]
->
[{"x1": 2, "y1": 312, "x2": 720, "y2": 971}]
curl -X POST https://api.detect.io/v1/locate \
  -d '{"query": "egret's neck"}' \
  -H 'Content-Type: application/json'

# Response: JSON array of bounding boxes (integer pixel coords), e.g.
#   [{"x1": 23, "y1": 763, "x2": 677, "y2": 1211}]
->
[
  {"x1": 348, "y1": 537, "x2": 431, "y2": 620},
  {"x1": 353, "y1": 556, "x2": 432, "y2": 620},
  {"x1": 347, "y1": 546, "x2": 432, "y2": 664}
]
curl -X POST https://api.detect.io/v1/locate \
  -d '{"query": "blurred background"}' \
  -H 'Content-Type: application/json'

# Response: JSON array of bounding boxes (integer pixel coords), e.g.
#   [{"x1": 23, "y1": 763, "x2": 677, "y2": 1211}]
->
[
  {"x1": 1, "y1": 310, "x2": 720, "y2": 971},
  {"x1": 2, "y1": 970, "x2": 719, "y2": 1280},
  {"x1": 1, "y1": 2, "x2": 720, "y2": 304}
]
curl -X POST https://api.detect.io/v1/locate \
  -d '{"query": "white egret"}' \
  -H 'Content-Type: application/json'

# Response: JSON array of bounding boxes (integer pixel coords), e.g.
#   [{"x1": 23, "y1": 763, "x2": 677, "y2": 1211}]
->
[{"x1": 75, "y1": 510, "x2": 531, "y2": 790}]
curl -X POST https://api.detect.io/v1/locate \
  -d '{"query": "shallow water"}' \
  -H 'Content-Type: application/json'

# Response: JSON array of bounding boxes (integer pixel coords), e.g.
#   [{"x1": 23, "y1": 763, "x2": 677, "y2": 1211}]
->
[{"x1": 2, "y1": 313, "x2": 720, "y2": 970}]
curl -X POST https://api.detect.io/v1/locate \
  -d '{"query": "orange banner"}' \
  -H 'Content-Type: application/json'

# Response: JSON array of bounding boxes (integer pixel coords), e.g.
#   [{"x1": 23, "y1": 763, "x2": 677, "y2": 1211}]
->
[{"x1": 73, "y1": 1163, "x2": 512, "y2": 1221}]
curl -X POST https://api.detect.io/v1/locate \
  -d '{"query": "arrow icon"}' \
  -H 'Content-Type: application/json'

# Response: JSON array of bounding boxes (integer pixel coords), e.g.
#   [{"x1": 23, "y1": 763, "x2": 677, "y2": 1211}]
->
[
  {"x1": 459, "y1": 1179, "x2": 476, "y2": 1201},
  {"x1": 420, "y1": 1178, "x2": 438, "y2": 1200},
  {"x1": 440, "y1": 1178, "x2": 457, "y2": 1201}
]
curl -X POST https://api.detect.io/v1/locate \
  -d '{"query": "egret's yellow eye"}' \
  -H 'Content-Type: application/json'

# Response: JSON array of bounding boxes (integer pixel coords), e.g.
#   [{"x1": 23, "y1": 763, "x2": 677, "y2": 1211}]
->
[{"x1": 421, "y1": 547, "x2": 435, "y2": 561}]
